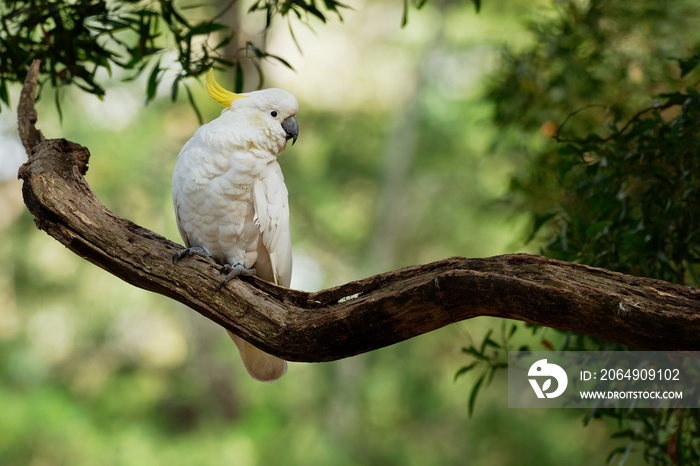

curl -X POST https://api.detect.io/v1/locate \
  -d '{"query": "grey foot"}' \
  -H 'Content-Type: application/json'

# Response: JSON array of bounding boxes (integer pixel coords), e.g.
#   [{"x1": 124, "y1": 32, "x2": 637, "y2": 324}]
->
[
  {"x1": 219, "y1": 264, "x2": 257, "y2": 290},
  {"x1": 172, "y1": 246, "x2": 212, "y2": 263}
]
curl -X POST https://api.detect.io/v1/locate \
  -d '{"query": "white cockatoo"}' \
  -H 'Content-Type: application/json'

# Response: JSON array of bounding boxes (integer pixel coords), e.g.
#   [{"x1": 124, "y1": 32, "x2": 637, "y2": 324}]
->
[{"x1": 172, "y1": 69, "x2": 298, "y2": 382}]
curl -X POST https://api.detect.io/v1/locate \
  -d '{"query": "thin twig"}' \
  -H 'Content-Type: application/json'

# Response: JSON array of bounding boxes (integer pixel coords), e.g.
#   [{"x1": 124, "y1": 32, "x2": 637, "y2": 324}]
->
[{"x1": 554, "y1": 99, "x2": 683, "y2": 145}]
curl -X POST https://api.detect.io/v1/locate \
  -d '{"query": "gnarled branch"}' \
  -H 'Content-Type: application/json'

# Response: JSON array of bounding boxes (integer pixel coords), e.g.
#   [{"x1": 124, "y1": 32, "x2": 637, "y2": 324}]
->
[{"x1": 17, "y1": 61, "x2": 700, "y2": 360}]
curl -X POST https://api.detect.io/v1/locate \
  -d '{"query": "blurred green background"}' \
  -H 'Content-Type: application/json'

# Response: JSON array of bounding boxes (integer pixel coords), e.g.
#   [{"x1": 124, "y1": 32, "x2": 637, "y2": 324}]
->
[{"x1": 2, "y1": 0, "x2": 698, "y2": 464}]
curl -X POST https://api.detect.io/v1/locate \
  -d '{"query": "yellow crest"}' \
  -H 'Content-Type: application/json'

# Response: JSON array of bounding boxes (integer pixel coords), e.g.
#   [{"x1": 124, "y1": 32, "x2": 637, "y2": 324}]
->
[{"x1": 205, "y1": 69, "x2": 245, "y2": 107}]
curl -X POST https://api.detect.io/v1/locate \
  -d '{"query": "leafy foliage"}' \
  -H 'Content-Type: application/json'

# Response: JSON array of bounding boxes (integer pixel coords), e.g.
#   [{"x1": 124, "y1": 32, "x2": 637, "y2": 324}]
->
[
  {"x1": 546, "y1": 90, "x2": 700, "y2": 286},
  {"x1": 540, "y1": 82, "x2": 700, "y2": 466},
  {"x1": 488, "y1": 0, "x2": 700, "y2": 133},
  {"x1": 474, "y1": 0, "x2": 700, "y2": 463},
  {"x1": 454, "y1": 325, "x2": 512, "y2": 416},
  {"x1": 249, "y1": 0, "x2": 348, "y2": 27},
  {"x1": 0, "y1": 0, "x2": 348, "y2": 116},
  {"x1": 0, "y1": 0, "x2": 217, "y2": 114}
]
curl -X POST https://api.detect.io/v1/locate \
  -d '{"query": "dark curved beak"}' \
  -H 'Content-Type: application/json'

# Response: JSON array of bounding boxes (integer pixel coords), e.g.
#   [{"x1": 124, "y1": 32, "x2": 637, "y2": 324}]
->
[{"x1": 282, "y1": 116, "x2": 299, "y2": 145}]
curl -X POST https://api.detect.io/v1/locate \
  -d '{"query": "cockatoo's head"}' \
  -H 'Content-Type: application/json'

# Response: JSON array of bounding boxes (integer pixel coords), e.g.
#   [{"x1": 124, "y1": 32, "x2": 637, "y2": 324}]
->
[{"x1": 206, "y1": 69, "x2": 299, "y2": 155}]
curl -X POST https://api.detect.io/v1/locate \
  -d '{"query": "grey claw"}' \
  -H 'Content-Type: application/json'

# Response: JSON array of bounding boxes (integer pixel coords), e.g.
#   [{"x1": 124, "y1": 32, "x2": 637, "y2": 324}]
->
[
  {"x1": 219, "y1": 264, "x2": 257, "y2": 290},
  {"x1": 172, "y1": 246, "x2": 212, "y2": 263},
  {"x1": 172, "y1": 249, "x2": 186, "y2": 263},
  {"x1": 172, "y1": 248, "x2": 253, "y2": 290}
]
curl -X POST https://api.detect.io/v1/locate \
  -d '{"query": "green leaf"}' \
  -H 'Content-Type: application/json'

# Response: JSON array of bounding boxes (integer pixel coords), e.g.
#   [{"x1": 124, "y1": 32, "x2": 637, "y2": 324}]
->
[
  {"x1": 526, "y1": 212, "x2": 558, "y2": 244},
  {"x1": 610, "y1": 429, "x2": 636, "y2": 439},
  {"x1": 485, "y1": 365, "x2": 500, "y2": 384},
  {"x1": 677, "y1": 54, "x2": 700, "y2": 78},
  {"x1": 508, "y1": 324, "x2": 518, "y2": 338},
  {"x1": 479, "y1": 329, "x2": 494, "y2": 352},
  {"x1": 295, "y1": 1, "x2": 327, "y2": 23},
  {"x1": 146, "y1": 58, "x2": 161, "y2": 102},
  {"x1": 183, "y1": 22, "x2": 227, "y2": 39},
  {"x1": 183, "y1": 83, "x2": 203, "y2": 125},
  {"x1": 606, "y1": 445, "x2": 631, "y2": 464},
  {"x1": 234, "y1": 62, "x2": 244, "y2": 94},
  {"x1": 160, "y1": 0, "x2": 189, "y2": 28},
  {"x1": 401, "y1": 0, "x2": 409, "y2": 27},
  {"x1": 269, "y1": 53, "x2": 295, "y2": 70},
  {"x1": 122, "y1": 62, "x2": 150, "y2": 82},
  {"x1": 213, "y1": 32, "x2": 235, "y2": 51},
  {"x1": 461, "y1": 346, "x2": 488, "y2": 361},
  {"x1": 585, "y1": 220, "x2": 611, "y2": 237},
  {"x1": 54, "y1": 88, "x2": 64, "y2": 122},
  {"x1": 454, "y1": 362, "x2": 479, "y2": 381},
  {"x1": 170, "y1": 75, "x2": 180, "y2": 101},
  {"x1": 483, "y1": 337, "x2": 501, "y2": 350},
  {"x1": 0, "y1": 80, "x2": 9, "y2": 107},
  {"x1": 468, "y1": 374, "x2": 485, "y2": 416}
]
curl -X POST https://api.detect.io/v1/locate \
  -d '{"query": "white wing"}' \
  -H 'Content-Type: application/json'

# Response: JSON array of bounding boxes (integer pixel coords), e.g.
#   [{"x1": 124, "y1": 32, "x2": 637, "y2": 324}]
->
[
  {"x1": 252, "y1": 161, "x2": 293, "y2": 287},
  {"x1": 224, "y1": 159, "x2": 291, "y2": 382},
  {"x1": 173, "y1": 140, "x2": 200, "y2": 250}
]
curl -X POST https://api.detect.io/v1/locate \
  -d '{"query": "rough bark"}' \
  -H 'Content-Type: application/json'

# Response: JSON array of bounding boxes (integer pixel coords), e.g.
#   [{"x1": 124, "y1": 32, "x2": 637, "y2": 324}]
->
[{"x1": 17, "y1": 61, "x2": 700, "y2": 361}]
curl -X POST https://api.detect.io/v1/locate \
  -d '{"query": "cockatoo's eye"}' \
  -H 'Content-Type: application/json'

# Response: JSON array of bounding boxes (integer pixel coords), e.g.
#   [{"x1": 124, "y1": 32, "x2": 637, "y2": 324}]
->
[{"x1": 270, "y1": 110, "x2": 278, "y2": 118}]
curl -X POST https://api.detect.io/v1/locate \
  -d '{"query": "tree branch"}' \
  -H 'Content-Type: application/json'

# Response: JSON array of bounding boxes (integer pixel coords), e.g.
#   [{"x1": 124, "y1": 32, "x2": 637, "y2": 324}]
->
[{"x1": 17, "y1": 62, "x2": 700, "y2": 361}]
